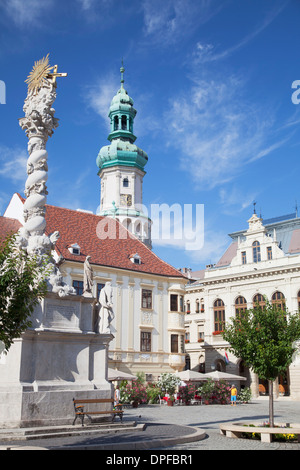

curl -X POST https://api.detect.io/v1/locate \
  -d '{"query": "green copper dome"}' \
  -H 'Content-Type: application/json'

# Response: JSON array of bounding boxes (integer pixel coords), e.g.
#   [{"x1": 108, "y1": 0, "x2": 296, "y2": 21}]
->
[{"x1": 96, "y1": 63, "x2": 148, "y2": 172}]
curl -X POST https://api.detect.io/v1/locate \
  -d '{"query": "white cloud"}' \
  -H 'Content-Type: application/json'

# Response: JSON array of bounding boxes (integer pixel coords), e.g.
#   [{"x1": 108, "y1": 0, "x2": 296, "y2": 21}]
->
[
  {"x1": 76, "y1": 0, "x2": 96, "y2": 10},
  {"x1": 141, "y1": 0, "x2": 223, "y2": 46},
  {"x1": 163, "y1": 74, "x2": 287, "y2": 190},
  {"x1": 84, "y1": 73, "x2": 119, "y2": 129},
  {"x1": 193, "y1": 2, "x2": 288, "y2": 64},
  {"x1": 219, "y1": 187, "x2": 258, "y2": 214},
  {"x1": 0, "y1": 146, "x2": 27, "y2": 182},
  {"x1": 183, "y1": 228, "x2": 229, "y2": 267},
  {"x1": 1, "y1": 0, "x2": 54, "y2": 27}
]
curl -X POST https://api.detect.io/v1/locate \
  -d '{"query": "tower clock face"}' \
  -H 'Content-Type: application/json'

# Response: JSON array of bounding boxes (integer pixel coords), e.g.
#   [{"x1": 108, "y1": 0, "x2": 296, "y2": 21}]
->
[{"x1": 120, "y1": 194, "x2": 132, "y2": 206}]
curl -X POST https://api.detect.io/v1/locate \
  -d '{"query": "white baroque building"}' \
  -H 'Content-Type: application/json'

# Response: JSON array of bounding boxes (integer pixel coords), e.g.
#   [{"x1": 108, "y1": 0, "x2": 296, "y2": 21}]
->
[{"x1": 185, "y1": 209, "x2": 300, "y2": 399}]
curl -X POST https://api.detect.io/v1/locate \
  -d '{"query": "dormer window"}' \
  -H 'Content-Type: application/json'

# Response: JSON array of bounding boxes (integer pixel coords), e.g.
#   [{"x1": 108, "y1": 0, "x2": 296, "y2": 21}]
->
[
  {"x1": 129, "y1": 253, "x2": 141, "y2": 264},
  {"x1": 68, "y1": 243, "x2": 81, "y2": 255}
]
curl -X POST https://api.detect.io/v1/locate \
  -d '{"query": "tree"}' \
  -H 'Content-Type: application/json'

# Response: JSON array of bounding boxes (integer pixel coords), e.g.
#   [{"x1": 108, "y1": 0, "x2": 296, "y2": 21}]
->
[
  {"x1": 222, "y1": 301, "x2": 300, "y2": 426},
  {"x1": 0, "y1": 234, "x2": 49, "y2": 351}
]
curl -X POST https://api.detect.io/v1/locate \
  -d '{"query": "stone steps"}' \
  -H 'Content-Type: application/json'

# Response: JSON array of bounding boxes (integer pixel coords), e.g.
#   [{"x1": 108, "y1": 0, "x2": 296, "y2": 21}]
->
[{"x1": 0, "y1": 421, "x2": 144, "y2": 441}]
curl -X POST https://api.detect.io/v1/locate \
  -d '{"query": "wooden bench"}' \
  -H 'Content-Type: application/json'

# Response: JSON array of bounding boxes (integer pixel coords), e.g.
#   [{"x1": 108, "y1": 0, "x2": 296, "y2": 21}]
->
[{"x1": 73, "y1": 398, "x2": 124, "y2": 426}]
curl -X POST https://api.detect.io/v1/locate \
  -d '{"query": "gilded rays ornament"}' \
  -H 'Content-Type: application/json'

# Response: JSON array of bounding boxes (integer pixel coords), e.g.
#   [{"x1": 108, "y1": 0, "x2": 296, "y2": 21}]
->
[{"x1": 25, "y1": 54, "x2": 67, "y2": 95}]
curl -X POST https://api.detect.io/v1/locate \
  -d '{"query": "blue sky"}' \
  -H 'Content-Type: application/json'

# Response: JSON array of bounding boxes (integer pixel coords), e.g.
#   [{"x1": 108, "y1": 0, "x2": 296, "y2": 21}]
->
[{"x1": 0, "y1": 0, "x2": 300, "y2": 271}]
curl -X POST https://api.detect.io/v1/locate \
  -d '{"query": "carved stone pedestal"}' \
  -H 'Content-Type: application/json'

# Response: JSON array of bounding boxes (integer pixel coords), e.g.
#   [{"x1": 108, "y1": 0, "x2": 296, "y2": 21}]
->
[{"x1": 0, "y1": 293, "x2": 113, "y2": 428}]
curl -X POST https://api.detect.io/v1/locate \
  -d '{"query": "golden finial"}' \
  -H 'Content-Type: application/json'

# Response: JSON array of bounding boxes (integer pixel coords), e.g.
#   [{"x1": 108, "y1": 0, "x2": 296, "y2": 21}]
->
[{"x1": 25, "y1": 53, "x2": 67, "y2": 95}]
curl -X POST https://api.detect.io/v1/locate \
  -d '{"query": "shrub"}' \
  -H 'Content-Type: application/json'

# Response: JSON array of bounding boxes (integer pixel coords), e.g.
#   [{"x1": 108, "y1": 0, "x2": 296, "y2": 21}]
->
[
  {"x1": 197, "y1": 379, "x2": 231, "y2": 404},
  {"x1": 120, "y1": 381, "x2": 147, "y2": 404},
  {"x1": 238, "y1": 387, "x2": 252, "y2": 403},
  {"x1": 179, "y1": 383, "x2": 196, "y2": 403}
]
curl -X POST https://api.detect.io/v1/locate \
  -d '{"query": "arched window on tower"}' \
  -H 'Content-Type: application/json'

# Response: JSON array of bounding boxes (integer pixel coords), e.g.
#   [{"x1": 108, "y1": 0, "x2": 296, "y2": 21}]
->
[
  {"x1": 123, "y1": 177, "x2": 129, "y2": 187},
  {"x1": 114, "y1": 115, "x2": 119, "y2": 131},
  {"x1": 252, "y1": 241, "x2": 261, "y2": 263},
  {"x1": 121, "y1": 115, "x2": 127, "y2": 130}
]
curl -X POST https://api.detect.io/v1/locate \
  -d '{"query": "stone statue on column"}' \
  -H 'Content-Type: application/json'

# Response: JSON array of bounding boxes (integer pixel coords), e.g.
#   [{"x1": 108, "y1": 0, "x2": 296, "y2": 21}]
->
[
  {"x1": 98, "y1": 282, "x2": 115, "y2": 333},
  {"x1": 83, "y1": 255, "x2": 93, "y2": 296},
  {"x1": 17, "y1": 54, "x2": 75, "y2": 297}
]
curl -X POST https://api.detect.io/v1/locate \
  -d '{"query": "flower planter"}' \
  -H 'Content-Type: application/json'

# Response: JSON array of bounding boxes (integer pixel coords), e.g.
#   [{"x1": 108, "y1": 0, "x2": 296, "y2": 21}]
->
[{"x1": 167, "y1": 400, "x2": 174, "y2": 406}]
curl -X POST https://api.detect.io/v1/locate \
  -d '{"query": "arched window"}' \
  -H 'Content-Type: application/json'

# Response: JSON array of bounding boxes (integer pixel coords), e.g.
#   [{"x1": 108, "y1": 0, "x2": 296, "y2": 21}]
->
[
  {"x1": 123, "y1": 177, "x2": 129, "y2": 187},
  {"x1": 114, "y1": 115, "x2": 118, "y2": 131},
  {"x1": 123, "y1": 218, "x2": 132, "y2": 233},
  {"x1": 195, "y1": 299, "x2": 200, "y2": 313},
  {"x1": 121, "y1": 115, "x2": 127, "y2": 130},
  {"x1": 235, "y1": 296, "x2": 247, "y2": 318},
  {"x1": 272, "y1": 291, "x2": 285, "y2": 310},
  {"x1": 252, "y1": 241, "x2": 261, "y2": 263},
  {"x1": 213, "y1": 299, "x2": 225, "y2": 333},
  {"x1": 253, "y1": 293, "x2": 266, "y2": 309}
]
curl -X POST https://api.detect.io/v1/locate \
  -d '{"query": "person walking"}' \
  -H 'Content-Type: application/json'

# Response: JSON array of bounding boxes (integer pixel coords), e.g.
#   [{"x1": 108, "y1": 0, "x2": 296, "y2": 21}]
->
[{"x1": 230, "y1": 384, "x2": 237, "y2": 406}]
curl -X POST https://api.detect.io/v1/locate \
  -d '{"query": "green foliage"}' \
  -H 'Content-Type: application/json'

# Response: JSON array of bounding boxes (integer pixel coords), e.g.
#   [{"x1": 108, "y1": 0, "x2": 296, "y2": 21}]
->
[
  {"x1": 146, "y1": 383, "x2": 161, "y2": 404},
  {"x1": 238, "y1": 387, "x2": 252, "y2": 403},
  {"x1": 222, "y1": 301, "x2": 300, "y2": 382},
  {"x1": 0, "y1": 234, "x2": 49, "y2": 351}
]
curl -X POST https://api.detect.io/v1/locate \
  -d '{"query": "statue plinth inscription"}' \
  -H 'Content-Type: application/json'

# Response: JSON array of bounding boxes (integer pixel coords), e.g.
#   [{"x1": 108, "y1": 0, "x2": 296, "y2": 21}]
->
[{"x1": 44, "y1": 302, "x2": 80, "y2": 330}]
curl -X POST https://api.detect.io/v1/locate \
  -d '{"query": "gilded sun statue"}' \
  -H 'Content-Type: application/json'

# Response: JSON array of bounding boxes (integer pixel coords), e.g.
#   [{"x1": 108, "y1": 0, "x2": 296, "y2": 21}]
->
[
  {"x1": 25, "y1": 53, "x2": 55, "y2": 95},
  {"x1": 25, "y1": 54, "x2": 67, "y2": 95}
]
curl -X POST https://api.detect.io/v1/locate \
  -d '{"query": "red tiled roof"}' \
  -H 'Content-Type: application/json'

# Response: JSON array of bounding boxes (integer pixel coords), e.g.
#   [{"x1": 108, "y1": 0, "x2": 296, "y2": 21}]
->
[
  {"x1": 1, "y1": 197, "x2": 184, "y2": 278},
  {"x1": 1, "y1": 192, "x2": 185, "y2": 277},
  {"x1": 48, "y1": 205, "x2": 185, "y2": 277},
  {"x1": 0, "y1": 216, "x2": 22, "y2": 245},
  {"x1": 44, "y1": 204, "x2": 183, "y2": 277}
]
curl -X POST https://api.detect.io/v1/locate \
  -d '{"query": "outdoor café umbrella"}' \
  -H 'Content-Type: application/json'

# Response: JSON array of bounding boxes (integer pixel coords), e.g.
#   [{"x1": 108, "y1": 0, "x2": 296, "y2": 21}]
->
[
  {"x1": 176, "y1": 369, "x2": 207, "y2": 382},
  {"x1": 202, "y1": 370, "x2": 246, "y2": 381},
  {"x1": 108, "y1": 368, "x2": 137, "y2": 381}
]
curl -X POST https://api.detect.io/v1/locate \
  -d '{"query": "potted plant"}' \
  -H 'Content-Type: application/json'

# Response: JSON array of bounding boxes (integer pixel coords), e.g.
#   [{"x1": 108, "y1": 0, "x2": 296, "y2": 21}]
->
[
  {"x1": 157, "y1": 373, "x2": 181, "y2": 406},
  {"x1": 167, "y1": 396, "x2": 175, "y2": 406}
]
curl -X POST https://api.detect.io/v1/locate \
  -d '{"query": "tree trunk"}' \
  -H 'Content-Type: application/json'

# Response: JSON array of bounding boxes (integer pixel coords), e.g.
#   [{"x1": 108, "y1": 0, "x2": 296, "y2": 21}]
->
[{"x1": 268, "y1": 380, "x2": 274, "y2": 427}]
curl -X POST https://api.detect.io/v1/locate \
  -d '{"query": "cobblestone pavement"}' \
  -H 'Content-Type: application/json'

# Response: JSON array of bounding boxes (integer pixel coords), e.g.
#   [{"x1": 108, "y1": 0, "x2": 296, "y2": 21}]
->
[
  {"x1": 1, "y1": 399, "x2": 300, "y2": 450},
  {"x1": 124, "y1": 399, "x2": 300, "y2": 451}
]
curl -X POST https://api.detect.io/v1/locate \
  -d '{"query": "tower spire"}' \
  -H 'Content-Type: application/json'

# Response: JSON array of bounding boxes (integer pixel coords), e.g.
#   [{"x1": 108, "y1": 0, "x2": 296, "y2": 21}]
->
[{"x1": 120, "y1": 59, "x2": 125, "y2": 89}]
